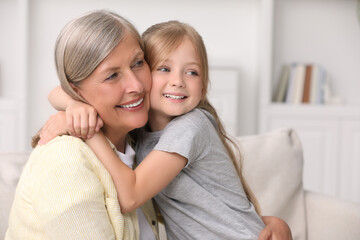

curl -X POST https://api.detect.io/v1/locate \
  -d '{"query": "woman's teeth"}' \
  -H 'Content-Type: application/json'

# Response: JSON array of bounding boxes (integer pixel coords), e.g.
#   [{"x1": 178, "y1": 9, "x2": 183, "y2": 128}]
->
[
  {"x1": 118, "y1": 98, "x2": 143, "y2": 108},
  {"x1": 163, "y1": 94, "x2": 185, "y2": 100}
]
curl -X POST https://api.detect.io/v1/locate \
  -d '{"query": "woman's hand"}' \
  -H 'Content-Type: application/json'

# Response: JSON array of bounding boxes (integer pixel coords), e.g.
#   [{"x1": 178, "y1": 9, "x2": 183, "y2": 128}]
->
[
  {"x1": 65, "y1": 100, "x2": 103, "y2": 139},
  {"x1": 258, "y1": 216, "x2": 292, "y2": 240}
]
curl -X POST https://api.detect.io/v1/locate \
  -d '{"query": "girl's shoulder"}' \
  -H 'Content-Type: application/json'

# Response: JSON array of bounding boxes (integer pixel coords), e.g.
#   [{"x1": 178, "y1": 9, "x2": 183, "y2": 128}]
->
[
  {"x1": 173, "y1": 108, "x2": 210, "y2": 122},
  {"x1": 171, "y1": 108, "x2": 217, "y2": 129},
  {"x1": 164, "y1": 109, "x2": 218, "y2": 138}
]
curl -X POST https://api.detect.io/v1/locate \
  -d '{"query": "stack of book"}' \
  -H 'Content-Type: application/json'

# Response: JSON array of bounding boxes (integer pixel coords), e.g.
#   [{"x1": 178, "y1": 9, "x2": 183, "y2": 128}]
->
[{"x1": 273, "y1": 63, "x2": 332, "y2": 104}]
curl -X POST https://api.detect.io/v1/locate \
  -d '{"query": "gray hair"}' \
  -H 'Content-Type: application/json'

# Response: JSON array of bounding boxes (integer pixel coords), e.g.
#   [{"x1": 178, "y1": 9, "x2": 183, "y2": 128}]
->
[{"x1": 54, "y1": 10, "x2": 143, "y2": 102}]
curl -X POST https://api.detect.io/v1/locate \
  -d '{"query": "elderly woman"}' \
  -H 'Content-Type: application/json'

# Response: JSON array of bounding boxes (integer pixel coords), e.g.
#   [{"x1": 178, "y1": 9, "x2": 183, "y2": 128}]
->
[{"x1": 5, "y1": 10, "x2": 159, "y2": 240}]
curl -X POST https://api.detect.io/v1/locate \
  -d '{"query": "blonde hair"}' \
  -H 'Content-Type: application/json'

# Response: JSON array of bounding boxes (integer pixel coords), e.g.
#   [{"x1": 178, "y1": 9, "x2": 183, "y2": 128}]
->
[
  {"x1": 32, "y1": 10, "x2": 143, "y2": 147},
  {"x1": 142, "y1": 21, "x2": 261, "y2": 215}
]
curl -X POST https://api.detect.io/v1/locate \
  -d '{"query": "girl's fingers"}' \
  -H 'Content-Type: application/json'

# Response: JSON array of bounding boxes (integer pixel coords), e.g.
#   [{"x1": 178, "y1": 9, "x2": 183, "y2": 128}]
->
[
  {"x1": 73, "y1": 114, "x2": 82, "y2": 137},
  {"x1": 80, "y1": 113, "x2": 90, "y2": 139},
  {"x1": 87, "y1": 110, "x2": 98, "y2": 138},
  {"x1": 66, "y1": 112, "x2": 75, "y2": 135},
  {"x1": 65, "y1": 102, "x2": 100, "y2": 139}
]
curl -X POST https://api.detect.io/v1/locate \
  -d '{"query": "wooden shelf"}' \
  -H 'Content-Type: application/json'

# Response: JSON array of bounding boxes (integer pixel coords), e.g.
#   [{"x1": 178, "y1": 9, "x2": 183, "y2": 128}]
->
[{"x1": 265, "y1": 104, "x2": 360, "y2": 118}]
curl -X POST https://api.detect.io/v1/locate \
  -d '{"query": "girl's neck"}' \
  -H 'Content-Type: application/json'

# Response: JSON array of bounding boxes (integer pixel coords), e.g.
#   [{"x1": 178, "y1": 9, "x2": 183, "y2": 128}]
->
[{"x1": 148, "y1": 110, "x2": 174, "y2": 132}]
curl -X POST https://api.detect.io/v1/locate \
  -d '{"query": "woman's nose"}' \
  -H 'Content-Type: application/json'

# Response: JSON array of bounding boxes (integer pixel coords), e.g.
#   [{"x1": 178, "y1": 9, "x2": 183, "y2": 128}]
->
[{"x1": 125, "y1": 71, "x2": 145, "y2": 94}]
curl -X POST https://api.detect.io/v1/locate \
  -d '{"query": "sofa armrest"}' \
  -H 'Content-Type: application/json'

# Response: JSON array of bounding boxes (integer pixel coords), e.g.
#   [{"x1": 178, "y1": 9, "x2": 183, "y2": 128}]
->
[
  {"x1": 305, "y1": 190, "x2": 360, "y2": 240},
  {"x1": 0, "y1": 152, "x2": 29, "y2": 239}
]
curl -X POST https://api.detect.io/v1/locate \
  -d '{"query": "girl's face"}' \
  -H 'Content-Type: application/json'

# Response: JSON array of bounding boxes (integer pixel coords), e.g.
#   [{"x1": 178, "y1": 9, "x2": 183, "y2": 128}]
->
[
  {"x1": 149, "y1": 37, "x2": 203, "y2": 129},
  {"x1": 73, "y1": 34, "x2": 151, "y2": 140}
]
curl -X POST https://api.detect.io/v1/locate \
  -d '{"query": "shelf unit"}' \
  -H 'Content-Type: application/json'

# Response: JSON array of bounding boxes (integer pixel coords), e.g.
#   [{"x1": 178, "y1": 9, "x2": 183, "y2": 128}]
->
[{"x1": 259, "y1": 0, "x2": 360, "y2": 203}]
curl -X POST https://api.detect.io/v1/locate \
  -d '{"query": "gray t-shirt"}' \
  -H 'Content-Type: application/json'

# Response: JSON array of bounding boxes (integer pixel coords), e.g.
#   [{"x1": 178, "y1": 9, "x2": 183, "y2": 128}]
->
[{"x1": 136, "y1": 108, "x2": 264, "y2": 240}]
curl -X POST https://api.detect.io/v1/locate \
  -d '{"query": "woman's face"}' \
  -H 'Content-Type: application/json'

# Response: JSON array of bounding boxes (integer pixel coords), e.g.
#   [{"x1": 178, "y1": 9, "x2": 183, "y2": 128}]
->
[{"x1": 73, "y1": 34, "x2": 151, "y2": 138}]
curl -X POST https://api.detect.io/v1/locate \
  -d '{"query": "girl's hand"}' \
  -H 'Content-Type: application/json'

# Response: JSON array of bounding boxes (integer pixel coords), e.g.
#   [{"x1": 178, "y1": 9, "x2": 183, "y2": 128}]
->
[
  {"x1": 39, "y1": 101, "x2": 103, "y2": 145},
  {"x1": 258, "y1": 216, "x2": 292, "y2": 240},
  {"x1": 65, "y1": 100, "x2": 103, "y2": 139},
  {"x1": 39, "y1": 111, "x2": 68, "y2": 145}
]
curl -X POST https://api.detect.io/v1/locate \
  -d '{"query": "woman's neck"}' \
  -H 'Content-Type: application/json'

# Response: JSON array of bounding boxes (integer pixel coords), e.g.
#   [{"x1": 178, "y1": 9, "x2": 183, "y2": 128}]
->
[{"x1": 102, "y1": 126, "x2": 127, "y2": 153}]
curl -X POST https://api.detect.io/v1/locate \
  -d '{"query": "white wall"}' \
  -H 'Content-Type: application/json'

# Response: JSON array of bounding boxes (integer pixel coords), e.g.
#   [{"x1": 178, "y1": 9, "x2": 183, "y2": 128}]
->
[{"x1": 23, "y1": 0, "x2": 260, "y2": 148}]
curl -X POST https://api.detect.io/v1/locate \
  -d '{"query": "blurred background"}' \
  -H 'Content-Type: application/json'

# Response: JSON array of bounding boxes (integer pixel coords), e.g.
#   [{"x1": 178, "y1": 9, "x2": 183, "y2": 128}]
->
[{"x1": 0, "y1": 0, "x2": 359, "y2": 204}]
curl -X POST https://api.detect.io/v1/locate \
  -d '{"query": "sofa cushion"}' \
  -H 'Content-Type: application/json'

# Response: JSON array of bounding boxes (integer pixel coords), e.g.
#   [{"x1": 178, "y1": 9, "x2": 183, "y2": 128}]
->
[
  {"x1": 237, "y1": 128, "x2": 306, "y2": 240},
  {"x1": 0, "y1": 152, "x2": 29, "y2": 239}
]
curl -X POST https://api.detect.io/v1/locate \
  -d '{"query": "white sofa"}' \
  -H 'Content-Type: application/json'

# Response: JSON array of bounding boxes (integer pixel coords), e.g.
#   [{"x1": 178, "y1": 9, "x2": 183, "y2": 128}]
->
[{"x1": 1, "y1": 128, "x2": 360, "y2": 240}]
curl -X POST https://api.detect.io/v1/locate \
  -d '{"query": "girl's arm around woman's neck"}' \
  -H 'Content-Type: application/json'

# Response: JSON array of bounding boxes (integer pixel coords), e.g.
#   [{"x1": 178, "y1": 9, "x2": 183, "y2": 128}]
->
[{"x1": 86, "y1": 131, "x2": 187, "y2": 213}]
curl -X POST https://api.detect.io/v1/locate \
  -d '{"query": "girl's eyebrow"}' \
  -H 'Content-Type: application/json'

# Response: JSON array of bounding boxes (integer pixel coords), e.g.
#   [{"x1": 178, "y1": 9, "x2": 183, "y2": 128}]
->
[
  {"x1": 188, "y1": 61, "x2": 201, "y2": 66},
  {"x1": 158, "y1": 59, "x2": 200, "y2": 67}
]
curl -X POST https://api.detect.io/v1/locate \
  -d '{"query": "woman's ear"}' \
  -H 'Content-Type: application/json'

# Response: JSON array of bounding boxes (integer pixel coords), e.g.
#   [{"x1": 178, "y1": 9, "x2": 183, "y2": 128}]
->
[
  {"x1": 70, "y1": 82, "x2": 81, "y2": 97},
  {"x1": 68, "y1": 82, "x2": 86, "y2": 102}
]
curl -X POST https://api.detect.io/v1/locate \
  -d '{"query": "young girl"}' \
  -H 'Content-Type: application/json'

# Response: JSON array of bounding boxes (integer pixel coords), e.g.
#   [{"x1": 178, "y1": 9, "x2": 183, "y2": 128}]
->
[{"x1": 44, "y1": 21, "x2": 291, "y2": 240}]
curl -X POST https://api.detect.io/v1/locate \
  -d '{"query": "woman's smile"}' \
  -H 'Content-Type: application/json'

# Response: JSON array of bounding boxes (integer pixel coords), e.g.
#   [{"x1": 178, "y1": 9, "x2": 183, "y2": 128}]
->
[{"x1": 116, "y1": 96, "x2": 145, "y2": 110}]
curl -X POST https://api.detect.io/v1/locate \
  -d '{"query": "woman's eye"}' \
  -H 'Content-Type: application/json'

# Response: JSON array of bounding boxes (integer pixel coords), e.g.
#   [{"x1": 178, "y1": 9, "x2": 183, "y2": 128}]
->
[
  {"x1": 132, "y1": 60, "x2": 144, "y2": 68},
  {"x1": 105, "y1": 72, "x2": 118, "y2": 81}
]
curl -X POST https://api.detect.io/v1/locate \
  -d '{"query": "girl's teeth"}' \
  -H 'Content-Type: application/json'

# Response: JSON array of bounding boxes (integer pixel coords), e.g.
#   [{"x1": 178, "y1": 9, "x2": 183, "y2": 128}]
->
[
  {"x1": 119, "y1": 98, "x2": 143, "y2": 108},
  {"x1": 164, "y1": 94, "x2": 185, "y2": 99}
]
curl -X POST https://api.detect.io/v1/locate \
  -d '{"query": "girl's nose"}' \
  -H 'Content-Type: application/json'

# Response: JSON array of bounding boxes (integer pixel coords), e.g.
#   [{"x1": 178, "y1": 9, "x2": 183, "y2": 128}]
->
[{"x1": 170, "y1": 72, "x2": 185, "y2": 88}]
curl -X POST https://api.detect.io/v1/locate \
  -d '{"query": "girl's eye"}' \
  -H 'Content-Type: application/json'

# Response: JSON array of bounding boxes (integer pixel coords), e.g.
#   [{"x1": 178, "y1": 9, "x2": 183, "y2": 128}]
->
[
  {"x1": 158, "y1": 67, "x2": 170, "y2": 72},
  {"x1": 186, "y1": 70, "x2": 199, "y2": 76},
  {"x1": 105, "y1": 72, "x2": 118, "y2": 81},
  {"x1": 132, "y1": 60, "x2": 144, "y2": 68}
]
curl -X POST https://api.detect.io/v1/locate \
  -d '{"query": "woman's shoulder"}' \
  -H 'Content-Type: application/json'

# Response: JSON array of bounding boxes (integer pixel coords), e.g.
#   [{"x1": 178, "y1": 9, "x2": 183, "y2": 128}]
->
[
  {"x1": 40, "y1": 135, "x2": 87, "y2": 151},
  {"x1": 31, "y1": 135, "x2": 94, "y2": 166}
]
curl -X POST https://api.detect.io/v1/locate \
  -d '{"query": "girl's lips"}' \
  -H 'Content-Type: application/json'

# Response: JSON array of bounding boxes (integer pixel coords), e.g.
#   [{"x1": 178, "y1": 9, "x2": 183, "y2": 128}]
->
[{"x1": 163, "y1": 93, "x2": 187, "y2": 100}]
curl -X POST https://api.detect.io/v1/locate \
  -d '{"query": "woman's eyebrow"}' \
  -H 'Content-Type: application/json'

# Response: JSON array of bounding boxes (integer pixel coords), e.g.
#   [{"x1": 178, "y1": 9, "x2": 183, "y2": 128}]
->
[
  {"x1": 97, "y1": 49, "x2": 144, "y2": 74},
  {"x1": 132, "y1": 50, "x2": 144, "y2": 60},
  {"x1": 98, "y1": 65, "x2": 120, "y2": 74}
]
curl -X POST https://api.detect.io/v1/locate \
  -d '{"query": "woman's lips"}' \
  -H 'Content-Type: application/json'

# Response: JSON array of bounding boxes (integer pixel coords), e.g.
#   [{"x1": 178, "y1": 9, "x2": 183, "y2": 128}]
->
[{"x1": 116, "y1": 97, "x2": 144, "y2": 108}]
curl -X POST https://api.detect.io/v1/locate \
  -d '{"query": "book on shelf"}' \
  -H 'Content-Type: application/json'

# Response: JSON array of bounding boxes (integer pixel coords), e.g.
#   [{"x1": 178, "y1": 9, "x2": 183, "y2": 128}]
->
[
  {"x1": 274, "y1": 63, "x2": 332, "y2": 105},
  {"x1": 292, "y1": 64, "x2": 306, "y2": 104},
  {"x1": 302, "y1": 65, "x2": 312, "y2": 103},
  {"x1": 284, "y1": 63, "x2": 297, "y2": 103},
  {"x1": 273, "y1": 65, "x2": 290, "y2": 102},
  {"x1": 309, "y1": 65, "x2": 318, "y2": 103}
]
